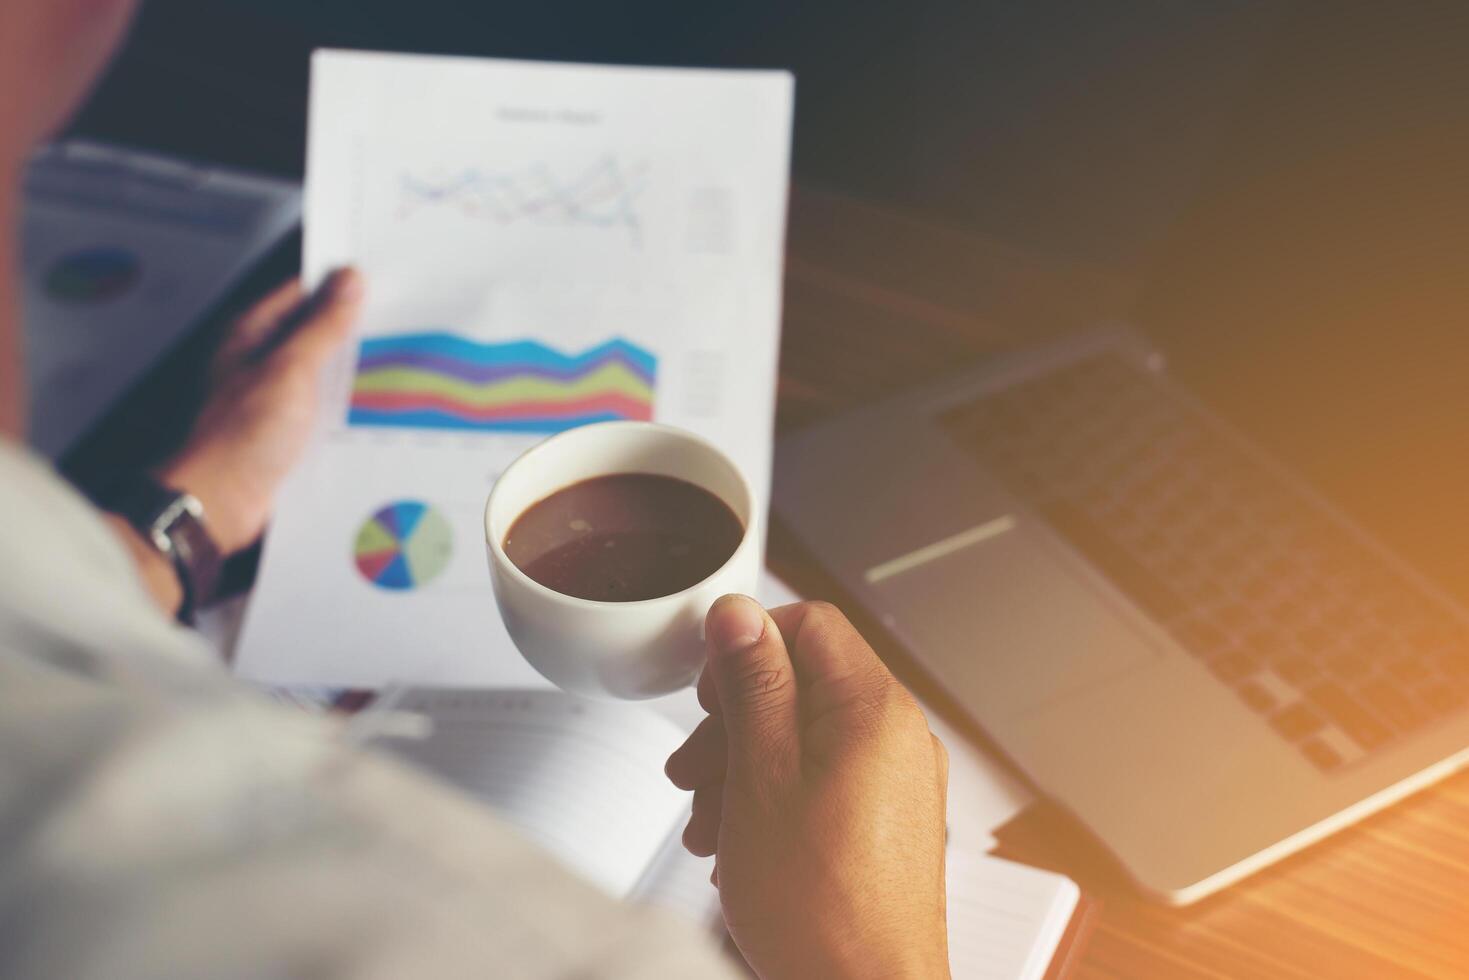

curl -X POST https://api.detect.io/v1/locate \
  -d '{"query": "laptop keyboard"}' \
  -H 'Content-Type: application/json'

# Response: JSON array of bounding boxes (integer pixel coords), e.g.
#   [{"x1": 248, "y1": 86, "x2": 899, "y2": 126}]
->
[{"x1": 940, "y1": 353, "x2": 1469, "y2": 771}]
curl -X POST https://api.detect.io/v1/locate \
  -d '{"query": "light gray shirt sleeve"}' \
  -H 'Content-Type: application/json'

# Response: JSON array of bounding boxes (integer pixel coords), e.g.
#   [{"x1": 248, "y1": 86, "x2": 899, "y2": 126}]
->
[{"x1": 0, "y1": 444, "x2": 737, "y2": 980}]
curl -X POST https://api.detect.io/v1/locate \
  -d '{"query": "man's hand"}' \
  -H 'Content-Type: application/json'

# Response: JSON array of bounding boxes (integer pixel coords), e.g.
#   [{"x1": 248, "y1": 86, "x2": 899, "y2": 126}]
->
[
  {"x1": 665, "y1": 597, "x2": 951, "y2": 980},
  {"x1": 159, "y1": 269, "x2": 364, "y2": 555}
]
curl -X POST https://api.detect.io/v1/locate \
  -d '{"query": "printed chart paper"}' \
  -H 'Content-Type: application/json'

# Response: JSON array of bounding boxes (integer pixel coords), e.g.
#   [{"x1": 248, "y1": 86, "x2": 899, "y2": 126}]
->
[{"x1": 236, "y1": 51, "x2": 793, "y2": 688}]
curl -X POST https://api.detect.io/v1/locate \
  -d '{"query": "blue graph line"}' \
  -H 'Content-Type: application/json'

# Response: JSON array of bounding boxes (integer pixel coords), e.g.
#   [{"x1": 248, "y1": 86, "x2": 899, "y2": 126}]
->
[
  {"x1": 356, "y1": 334, "x2": 657, "y2": 381},
  {"x1": 398, "y1": 156, "x2": 647, "y2": 245}
]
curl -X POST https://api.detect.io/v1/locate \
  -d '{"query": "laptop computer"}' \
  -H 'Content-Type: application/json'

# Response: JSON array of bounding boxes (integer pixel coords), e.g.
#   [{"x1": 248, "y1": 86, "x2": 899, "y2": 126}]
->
[{"x1": 773, "y1": 325, "x2": 1469, "y2": 904}]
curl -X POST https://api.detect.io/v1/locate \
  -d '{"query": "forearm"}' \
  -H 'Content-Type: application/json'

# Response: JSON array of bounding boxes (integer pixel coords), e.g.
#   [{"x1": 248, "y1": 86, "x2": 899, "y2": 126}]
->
[{"x1": 102, "y1": 513, "x2": 184, "y2": 617}]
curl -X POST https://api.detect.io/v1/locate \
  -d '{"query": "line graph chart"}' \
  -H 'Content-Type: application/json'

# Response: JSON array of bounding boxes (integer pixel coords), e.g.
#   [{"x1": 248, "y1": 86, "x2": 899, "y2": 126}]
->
[{"x1": 397, "y1": 156, "x2": 649, "y2": 245}]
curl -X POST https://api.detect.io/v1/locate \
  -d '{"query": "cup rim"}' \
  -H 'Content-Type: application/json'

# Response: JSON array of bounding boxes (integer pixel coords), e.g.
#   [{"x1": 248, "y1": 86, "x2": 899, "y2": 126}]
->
[{"x1": 484, "y1": 420, "x2": 759, "y2": 611}]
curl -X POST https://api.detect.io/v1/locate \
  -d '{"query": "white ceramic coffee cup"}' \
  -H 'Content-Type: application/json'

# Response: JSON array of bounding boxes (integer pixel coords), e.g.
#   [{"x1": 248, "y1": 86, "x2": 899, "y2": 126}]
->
[{"x1": 484, "y1": 421, "x2": 761, "y2": 699}]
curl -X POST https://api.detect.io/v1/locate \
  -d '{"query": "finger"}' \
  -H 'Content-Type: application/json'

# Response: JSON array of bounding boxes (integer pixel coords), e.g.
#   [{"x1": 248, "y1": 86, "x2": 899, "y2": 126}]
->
[
  {"x1": 932, "y1": 732, "x2": 950, "y2": 825},
  {"x1": 697, "y1": 602, "x2": 804, "y2": 716},
  {"x1": 665, "y1": 716, "x2": 727, "y2": 791},
  {"x1": 766, "y1": 601, "x2": 808, "y2": 621},
  {"x1": 682, "y1": 783, "x2": 723, "y2": 858},
  {"x1": 780, "y1": 601, "x2": 897, "y2": 719},
  {"x1": 231, "y1": 278, "x2": 307, "y2": 347},
  {"x1": 932, "y1": 732, "x2": 950, "y2": 792},
  {"x1": 705, "y1": 594, "x2": 800, "y2": 787},
  {"x1": 767, "y1": 603, "x2": 813, "y2": 647},
  {"x1": 265, "y1": 268, "x2": 365, "y2": 371},
  {"x1": 696, "y1": 664, "x2": 719, "y2": 716},
  {"x1": 215, "y1": 279, "x2": 307, "y2": 370},
  {"x1": 932, "y1": 733, "x2": 949, "y2": 877}
]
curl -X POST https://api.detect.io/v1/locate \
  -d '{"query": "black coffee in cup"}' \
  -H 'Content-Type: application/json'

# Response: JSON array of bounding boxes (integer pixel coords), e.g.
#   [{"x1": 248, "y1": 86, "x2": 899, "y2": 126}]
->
[{"x1": 503, "y1": 473, "x2": 744, "y2": 602}]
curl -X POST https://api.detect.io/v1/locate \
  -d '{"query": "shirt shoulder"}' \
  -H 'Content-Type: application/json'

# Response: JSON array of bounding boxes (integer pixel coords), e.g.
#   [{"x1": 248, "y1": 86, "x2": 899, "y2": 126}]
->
[
  {"x1": 0, "y1": 442, "x2": 736, "y2": 977},
  {"x1": 0, "y1": 441, "x2": 213, "y2": 675}
]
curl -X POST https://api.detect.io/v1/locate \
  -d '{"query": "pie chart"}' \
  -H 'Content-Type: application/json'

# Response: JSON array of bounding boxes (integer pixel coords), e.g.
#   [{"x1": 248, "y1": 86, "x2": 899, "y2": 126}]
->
[
  {"x1": 353, "y1": 500, "x2": 453, "y2": 591},
  {"x1": 45, "y1": 246, "x2": 142, "y2": 305}
]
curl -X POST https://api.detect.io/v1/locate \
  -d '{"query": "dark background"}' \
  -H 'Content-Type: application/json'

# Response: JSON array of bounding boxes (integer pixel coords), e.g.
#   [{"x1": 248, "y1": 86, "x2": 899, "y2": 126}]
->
[
  {"x1": 65, "y1": 0, "x2": 1469, "y2": 599},
  {"x1": 73, "y1": 0, "x2": 1282, "y2": 269}
]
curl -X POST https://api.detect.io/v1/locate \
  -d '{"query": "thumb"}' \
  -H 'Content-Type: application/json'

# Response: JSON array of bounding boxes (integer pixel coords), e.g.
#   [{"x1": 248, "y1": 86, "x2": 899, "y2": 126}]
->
[{"x1": 705, "y1": 594, "x2": 800, "y2": 787}]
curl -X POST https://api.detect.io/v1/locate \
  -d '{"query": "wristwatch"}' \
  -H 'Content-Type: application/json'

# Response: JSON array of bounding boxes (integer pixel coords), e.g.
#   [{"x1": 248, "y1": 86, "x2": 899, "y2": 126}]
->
[{"x1": 102, "y1": 475, "x2": 224, "y2": 625}]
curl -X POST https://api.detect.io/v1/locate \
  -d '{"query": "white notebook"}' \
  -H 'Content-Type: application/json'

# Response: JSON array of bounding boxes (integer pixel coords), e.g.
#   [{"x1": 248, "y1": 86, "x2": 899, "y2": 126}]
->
[
  {"x1": 375, "y1": 689, "x2": 722, "y2": 927},
  {"x1": 372, "y1": 689, "x2": 1081, "y2": 977},
  {"x1": 946, "y1": 849, "x2": 1081, "y2": 980}
]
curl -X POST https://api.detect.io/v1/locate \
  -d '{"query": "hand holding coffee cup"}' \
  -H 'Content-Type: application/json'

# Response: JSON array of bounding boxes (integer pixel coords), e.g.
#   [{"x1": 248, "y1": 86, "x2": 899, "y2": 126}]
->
[{"x1": 484, "y1": 421, "x2": 760, "y2": 699}]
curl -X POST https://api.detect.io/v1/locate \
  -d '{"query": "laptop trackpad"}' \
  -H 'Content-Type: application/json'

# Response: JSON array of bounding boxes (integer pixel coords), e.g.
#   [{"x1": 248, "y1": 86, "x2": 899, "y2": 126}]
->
[{"x1": 868, "y1": 518, "x2": 1162, "y2": 720}]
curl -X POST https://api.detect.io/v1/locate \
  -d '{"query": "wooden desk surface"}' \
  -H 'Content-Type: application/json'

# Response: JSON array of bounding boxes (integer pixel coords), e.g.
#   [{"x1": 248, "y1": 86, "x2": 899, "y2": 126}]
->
[{"x1": 774, "y1": 186, "x2": 1469, "y2": 980}]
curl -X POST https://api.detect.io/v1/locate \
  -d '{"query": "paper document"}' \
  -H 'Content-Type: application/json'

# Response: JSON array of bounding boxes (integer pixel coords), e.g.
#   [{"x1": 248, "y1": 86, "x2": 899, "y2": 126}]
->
[
  {"x1": 377, "y1": 688, "x2": 720, "y2": 927},
  {"x1": 373, "y1": 688, "x2": 1073, "y2": 973},
  {"x1": 21, "y1": 140, "x2": 300, "y2": 458},
  {"x1": 945, "y1": 849, "x2": 1080, "y2": 980},
  {"x1": 236, "y1": 51, "x2": 793, "y2": 688}
]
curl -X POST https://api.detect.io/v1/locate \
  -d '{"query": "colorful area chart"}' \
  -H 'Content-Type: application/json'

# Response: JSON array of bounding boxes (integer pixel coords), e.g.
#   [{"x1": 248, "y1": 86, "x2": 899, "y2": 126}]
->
[
  {"x1": 353, "y1": 500, "x2": 453, "y2": 591},
  {"x1": 45, "y1": 246, "x2": 141, "y2": 305},
  {"x1": 348, "y1": 333, "x2": 656, "y2": 433}
]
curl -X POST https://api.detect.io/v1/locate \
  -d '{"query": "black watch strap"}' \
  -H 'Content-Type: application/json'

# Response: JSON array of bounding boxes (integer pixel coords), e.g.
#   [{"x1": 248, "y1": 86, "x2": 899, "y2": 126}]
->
[{"x1": 100, "y1": 475, "x2": 224, "y2": 624}]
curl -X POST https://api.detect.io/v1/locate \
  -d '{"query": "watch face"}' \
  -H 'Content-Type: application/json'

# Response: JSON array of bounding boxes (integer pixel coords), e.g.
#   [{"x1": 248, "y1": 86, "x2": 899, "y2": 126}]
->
[
  {"x1": 148, "y1": 526, "x2": 176, "y2": 556},
  {"x1": 151, "y1": 496, "x2": 189, "y2": 539},
  {"x1": 102, "y1": 476, "x2": 221, "y2": 621},
  {"x1": 115, "y1": 480, "x2": 222, "y2": 607},
  {"x1": 179, "y1": 493, "x2": 205, "y2": 519}
]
